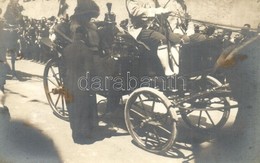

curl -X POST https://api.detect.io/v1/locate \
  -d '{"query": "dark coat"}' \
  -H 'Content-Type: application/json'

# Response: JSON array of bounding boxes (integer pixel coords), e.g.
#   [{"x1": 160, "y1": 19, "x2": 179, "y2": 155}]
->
[{"x1": 63, "y1": 34, "x2": 98, "y2": 137}]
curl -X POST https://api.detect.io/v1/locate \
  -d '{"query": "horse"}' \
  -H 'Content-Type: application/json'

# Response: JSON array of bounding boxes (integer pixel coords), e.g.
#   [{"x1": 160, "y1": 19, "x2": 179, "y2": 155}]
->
[{"x1": 215, "y1": 33, "x2": 260, "y2": 158}]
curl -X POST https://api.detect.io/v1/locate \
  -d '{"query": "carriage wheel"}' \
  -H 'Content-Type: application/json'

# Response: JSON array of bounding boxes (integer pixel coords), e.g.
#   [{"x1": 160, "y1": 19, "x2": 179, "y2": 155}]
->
[
  {"x1": 180, "y1": 76, "x2": 230, "y2": 132},
  {"x1": 43, "y1": 59, "x2": 69, "y2": 121},
  {"x1": 125, "y1": 87, "x2": 178, "y2": 153}
]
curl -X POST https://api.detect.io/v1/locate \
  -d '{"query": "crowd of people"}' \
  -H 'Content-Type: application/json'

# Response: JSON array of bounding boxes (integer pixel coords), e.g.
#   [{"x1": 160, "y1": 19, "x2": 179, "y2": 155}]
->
[
  {"x1": 17, "y1": 15, "x2": 69, "y2": 63},
  {"x1": 1, "y1": 0, "x2": 260, "y2": 155},
  {"x1": 3, "y1": 0, "x2": 259, "y2": 69},
  {"x1": 0, "y1": 0, "x2": 69, "y2": 114}
]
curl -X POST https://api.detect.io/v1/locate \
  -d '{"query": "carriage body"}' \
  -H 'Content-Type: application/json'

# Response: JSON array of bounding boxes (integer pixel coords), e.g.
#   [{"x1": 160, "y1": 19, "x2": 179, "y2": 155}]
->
[{"x1": 179, "y1": 38, "x2": 222, "y2": 75}]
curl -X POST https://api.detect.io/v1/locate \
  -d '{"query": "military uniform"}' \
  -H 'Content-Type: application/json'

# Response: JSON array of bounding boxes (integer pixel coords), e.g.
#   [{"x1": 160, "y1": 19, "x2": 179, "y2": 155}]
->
[{"x1": 3, "y1": 0, "x2": 23, "y2": 78}]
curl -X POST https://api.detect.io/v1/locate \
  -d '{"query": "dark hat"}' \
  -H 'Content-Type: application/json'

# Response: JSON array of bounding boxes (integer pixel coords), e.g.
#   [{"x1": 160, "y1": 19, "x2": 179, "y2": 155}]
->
[{"x1": 71, "y1": 0, "x2": 100, "y2": 19}]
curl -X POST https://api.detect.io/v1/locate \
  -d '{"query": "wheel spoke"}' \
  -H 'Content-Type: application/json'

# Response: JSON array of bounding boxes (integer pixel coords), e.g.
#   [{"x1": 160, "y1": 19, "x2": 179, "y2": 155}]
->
[
  {"x1": 54, "y1": 94, "x2": 61, "y2": 107},
  {"x1": 50, "y1": 66, "x2": 61, "y2": 85},
  {"x1": 151, "y1": 100, "x2": 156, "y2": 112},
  {"x1": 138, "y1": 95, "x2": 145, "y2": 109},
  {"x1": 138, "y1": 95, "x2": 149, "y2": 116},
  {"x1": 130, "y1": 108, "x2": 146, "y2": 118},
  {"x1": 152, "y1": 128, "x2": 162, "y2": 146},
  {"x1": 197, "y1": 111, "x2": 202, "y2": 127},
  {"x1": 47, "y1": 78, "x2": 59, "y2": 87},
  {"x1": 133, "y1": 102, "x2": 146, "y2": 111},
  {"x1": 152, "y1": 115, "x2": 172, "y2": 134},
  {"x1": 157, "y1": 125, "x2": 171, "y2": 134},
  {"x1": 185, "y1": 110, "x2": 194, "y2": 115},
  {"x1": 205, "y1": 111, "x2": 215, "y2": 126},
  {"x1": 144, "y1": 131, "x2": 149, "y2": 145}
]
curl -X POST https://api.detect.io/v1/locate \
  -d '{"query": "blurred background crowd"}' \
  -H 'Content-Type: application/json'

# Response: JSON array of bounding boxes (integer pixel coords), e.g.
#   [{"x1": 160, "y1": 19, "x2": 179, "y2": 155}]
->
[{"x1": 15, "y1": 15, "x2": 69, "y2": 63}]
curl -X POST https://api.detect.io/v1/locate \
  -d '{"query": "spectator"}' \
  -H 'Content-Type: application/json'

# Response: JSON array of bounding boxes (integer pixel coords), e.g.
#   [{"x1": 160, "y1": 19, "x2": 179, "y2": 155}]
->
[
  {"x1": 189, "y1": 25, "x2": 215, "y2": 43},
  {"x1": 63, "y1": 0, "x2": 101, "y2": 144},
  {"x1": 3, "y1": 0, "x2": 24, "y2": 78}
]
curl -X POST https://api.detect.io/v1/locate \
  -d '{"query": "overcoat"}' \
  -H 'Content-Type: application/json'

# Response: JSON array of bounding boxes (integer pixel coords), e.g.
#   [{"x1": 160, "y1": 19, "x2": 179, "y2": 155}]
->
[{"x1": 63, "y1": 33, "x2": 98, "y2": 137}]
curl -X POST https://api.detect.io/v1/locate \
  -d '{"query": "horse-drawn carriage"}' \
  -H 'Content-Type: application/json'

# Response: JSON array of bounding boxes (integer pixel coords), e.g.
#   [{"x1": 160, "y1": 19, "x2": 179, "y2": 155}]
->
[{"x1": 42, "y1": 3, "x2": 239, "y2": 153}]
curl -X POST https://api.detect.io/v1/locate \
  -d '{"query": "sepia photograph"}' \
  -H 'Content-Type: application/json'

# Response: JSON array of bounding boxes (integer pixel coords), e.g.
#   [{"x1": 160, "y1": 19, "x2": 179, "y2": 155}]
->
[{"x1": 0, "y1": 0, "x2": 260, "y2": 162}]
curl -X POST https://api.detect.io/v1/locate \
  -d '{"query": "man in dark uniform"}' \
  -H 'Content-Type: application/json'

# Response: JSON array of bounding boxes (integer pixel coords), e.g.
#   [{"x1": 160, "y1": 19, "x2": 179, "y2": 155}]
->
[
  {"x1": 63, "y1": 0, "x2": 102, "y2": 144},
  {"x1": 3, "y1": 0, "x2": 24, "y2": 78}
]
